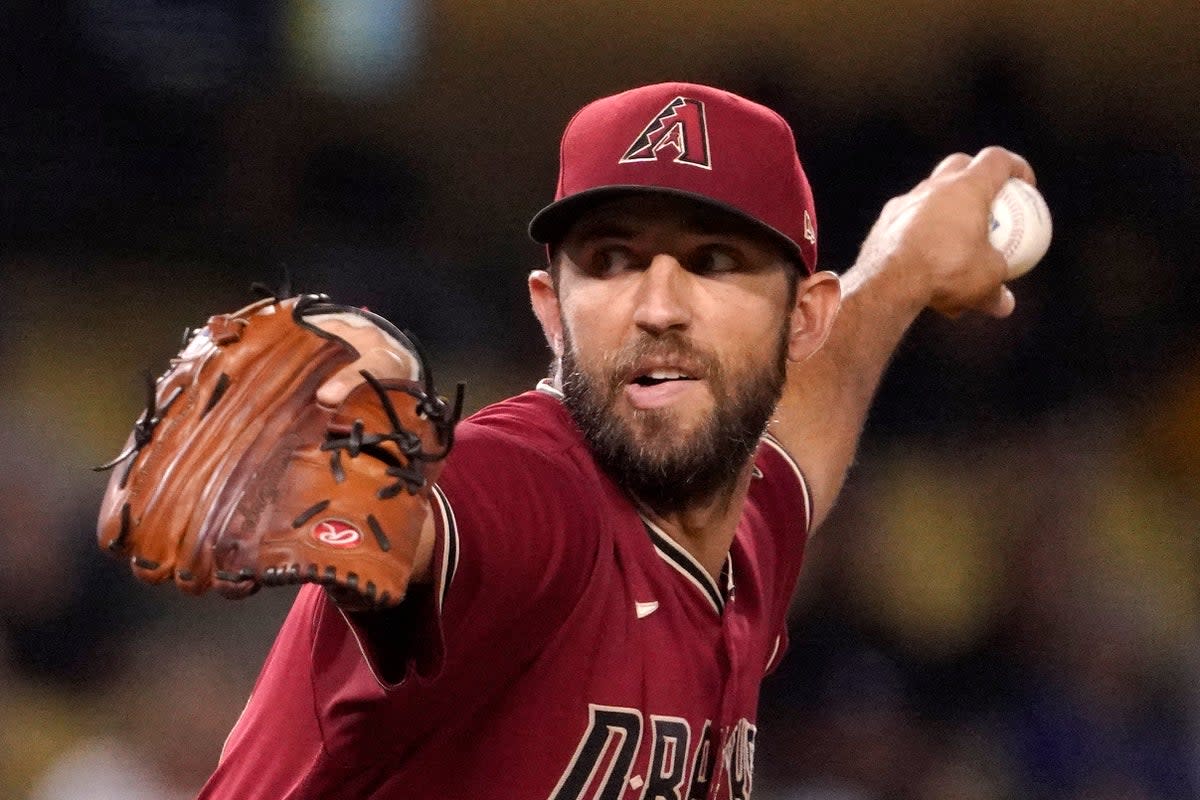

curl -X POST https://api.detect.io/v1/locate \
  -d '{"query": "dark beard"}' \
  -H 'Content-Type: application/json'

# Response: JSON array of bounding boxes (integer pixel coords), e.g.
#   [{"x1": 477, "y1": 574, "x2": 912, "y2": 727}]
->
[{"x1": 560, "y1": 327, "x2": 788, "y2": 515}]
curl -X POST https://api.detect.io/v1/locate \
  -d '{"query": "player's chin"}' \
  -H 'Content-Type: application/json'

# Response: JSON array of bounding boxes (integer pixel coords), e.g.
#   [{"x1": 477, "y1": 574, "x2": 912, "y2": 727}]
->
[{"x1": 624, "y1": 398, "x2": 715, "y2": 442}]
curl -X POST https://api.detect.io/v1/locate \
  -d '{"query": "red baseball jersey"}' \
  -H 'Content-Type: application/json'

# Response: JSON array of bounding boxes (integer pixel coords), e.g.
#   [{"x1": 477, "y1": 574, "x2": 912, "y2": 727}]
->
[{"x1": 200, "y1": 384, "x2": 812, "y2": 800}]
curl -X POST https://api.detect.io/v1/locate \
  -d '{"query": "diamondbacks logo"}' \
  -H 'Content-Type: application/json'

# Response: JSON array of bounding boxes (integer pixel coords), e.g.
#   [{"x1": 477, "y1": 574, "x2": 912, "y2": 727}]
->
[
  {"x1": 313, "y1": 518, "x2": 362, "y2": 548},
  {"x1": 620, "y1": 97, "x2": 712, "y2": 170}
]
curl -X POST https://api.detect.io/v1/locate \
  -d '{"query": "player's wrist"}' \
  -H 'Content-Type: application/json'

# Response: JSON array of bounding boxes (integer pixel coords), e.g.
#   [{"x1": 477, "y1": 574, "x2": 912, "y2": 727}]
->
[{"x1": 843, "y1": 242, "x2": 933, "y2": 321}]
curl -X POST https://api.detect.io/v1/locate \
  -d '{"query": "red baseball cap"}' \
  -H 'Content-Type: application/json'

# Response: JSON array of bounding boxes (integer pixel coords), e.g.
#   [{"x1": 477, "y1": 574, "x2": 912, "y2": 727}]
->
[{"x1": 528, "y1": 82, "x2": 818, "y2": 273}]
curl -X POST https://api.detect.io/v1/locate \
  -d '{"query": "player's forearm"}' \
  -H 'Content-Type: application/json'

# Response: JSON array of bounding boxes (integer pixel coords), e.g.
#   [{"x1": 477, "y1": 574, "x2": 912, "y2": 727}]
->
[
  {"x1": 771, "y1": 147, "x2": 1036, "y2": 529},
  {"x1": 772, "y1": 250, "x2": 928, "y2": 529}
]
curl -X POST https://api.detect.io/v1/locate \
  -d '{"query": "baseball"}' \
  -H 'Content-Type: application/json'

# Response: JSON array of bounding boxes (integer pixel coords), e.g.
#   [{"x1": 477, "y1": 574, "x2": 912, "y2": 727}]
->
[{"x1": 988, "y1": 177, "x2": 1052, "y2": 278}]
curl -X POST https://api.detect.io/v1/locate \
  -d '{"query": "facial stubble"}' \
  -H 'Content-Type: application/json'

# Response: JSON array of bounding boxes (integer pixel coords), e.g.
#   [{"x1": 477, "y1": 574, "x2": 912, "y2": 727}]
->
[{"x1": 561, "y1": 323, "x2": 790, "y2": 515}]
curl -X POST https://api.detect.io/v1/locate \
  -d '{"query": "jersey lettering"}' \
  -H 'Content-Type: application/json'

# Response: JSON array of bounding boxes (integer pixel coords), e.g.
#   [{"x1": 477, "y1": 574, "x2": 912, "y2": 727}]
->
[
  {"x1": 685, "y1": 721, "x2": 716, "y2": 800},
  {"x1": 640, "y1": 716, "x2": 691, "y2": 800},
  {"x1": 551, "y1": 709, "x2": 757, "y2": 800},
  {"x1": 723, "y1": 719, "x2": 756, "y2": 800},
  {"x1": 550, "y1": 705, "x2": 643, "y2": 800}
]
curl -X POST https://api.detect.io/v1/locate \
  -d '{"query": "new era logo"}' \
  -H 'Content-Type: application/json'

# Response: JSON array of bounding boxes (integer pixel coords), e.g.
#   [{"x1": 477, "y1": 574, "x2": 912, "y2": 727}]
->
[{"x1": 619, "y1": 97, "x2": 711, "y2": 170}]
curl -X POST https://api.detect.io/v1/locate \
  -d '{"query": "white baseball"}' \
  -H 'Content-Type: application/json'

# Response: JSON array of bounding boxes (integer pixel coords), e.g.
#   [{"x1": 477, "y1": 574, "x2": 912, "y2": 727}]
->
[{"x1": 988, "y1": 178, "x2": 1052, "y2": 279}]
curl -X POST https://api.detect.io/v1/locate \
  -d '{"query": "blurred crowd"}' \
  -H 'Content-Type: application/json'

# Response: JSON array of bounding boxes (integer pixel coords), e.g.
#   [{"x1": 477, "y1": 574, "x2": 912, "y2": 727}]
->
[
  {"x1": 756, "y1": 412, "x2": 1200, "y2": 799},
  {"x1": 3, "y1": 1, "x2": 1199, "y2": 798}
]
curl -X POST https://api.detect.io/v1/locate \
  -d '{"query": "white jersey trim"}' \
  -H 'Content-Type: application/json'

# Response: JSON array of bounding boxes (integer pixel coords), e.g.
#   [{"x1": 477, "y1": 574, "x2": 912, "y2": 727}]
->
[
  {"x1": 336, "y1": 484, "x2": 460, "y2": 691},
  {"x1": 429, "y1": 483, "x2": 459, "y2": 612},
  {"x1": 536, "y1": 378, "x2": 565, "y2": 399},
  {"x1": 758, "y1": 434, "x2": 814, "y2": 536},
  {"x1": 334, "y1": 603, "x2": 401, "y2": 691},
  {"x1": 764, "y1": 634, "x2": 783, "y2": 676},
  {"x1": 641, "y1": 515, "x2": 729, "y2": 615}
]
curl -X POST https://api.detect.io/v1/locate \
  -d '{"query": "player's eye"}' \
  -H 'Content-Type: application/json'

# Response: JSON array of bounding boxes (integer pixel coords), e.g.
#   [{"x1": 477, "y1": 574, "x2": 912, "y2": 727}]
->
[
  {"x1": 592, "y1": 245, "x2": 635, "y2": 276},
  {"x1": 690, "y1": 246, "x2": 741, "y2": 275}
]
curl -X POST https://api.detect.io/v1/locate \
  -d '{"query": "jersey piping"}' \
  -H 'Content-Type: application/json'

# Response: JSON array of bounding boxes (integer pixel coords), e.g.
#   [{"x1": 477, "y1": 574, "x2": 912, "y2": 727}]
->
[
  {"x1": 640, "y1": 515, "x2": 730, "y2": 615},
  {"x1": 535, "y1": 378, "x2": 565, "y2": 399},
  {"x1": 428, "y1": 483, "x2": 459, "y2": 612},
  {"x1": 759, "y1": 433, "x2": 814, "y2": 533}
]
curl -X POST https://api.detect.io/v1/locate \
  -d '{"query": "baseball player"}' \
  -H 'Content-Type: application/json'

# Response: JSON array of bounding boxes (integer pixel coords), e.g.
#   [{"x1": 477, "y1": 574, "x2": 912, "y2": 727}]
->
[{"x1": 100, "y1": 82, "x2": 1033, "y2": 800}]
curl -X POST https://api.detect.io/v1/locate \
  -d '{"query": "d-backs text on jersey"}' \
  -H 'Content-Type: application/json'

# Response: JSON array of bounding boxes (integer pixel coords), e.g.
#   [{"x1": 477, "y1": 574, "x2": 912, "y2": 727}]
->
[{"x1": 548, "y1": 704, "x2": 756, "y2": 800}]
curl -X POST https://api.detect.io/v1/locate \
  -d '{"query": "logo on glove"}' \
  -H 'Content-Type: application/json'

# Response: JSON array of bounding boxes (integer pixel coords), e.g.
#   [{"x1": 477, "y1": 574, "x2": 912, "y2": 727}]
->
[{"x1": 313, "y1": 518, "x2": 362, "y2": 548}]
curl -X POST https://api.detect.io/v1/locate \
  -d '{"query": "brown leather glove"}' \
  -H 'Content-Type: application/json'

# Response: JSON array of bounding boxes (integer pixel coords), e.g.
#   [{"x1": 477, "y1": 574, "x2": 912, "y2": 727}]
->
[{"x1": 95, "y1": 293, "x2": 462, "y2": 608}]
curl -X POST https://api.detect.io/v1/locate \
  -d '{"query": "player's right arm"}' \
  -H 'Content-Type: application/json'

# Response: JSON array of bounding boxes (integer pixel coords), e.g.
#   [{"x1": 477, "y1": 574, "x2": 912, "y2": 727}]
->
[{"x1": 767, "y1": 147, "x2": 1036, "y2": 531}]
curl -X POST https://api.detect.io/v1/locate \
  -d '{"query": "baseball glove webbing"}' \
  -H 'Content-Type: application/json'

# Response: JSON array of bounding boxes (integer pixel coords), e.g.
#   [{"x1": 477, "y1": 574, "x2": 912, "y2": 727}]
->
[{"x1": 95, "y1": 292, "x2": 463, "y2": 608}]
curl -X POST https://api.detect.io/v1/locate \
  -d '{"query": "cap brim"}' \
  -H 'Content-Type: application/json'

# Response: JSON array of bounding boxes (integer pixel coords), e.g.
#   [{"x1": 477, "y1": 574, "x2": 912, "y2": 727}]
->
[{"x1": 528, "y1": 186, "x2": 807, "y2": 271}]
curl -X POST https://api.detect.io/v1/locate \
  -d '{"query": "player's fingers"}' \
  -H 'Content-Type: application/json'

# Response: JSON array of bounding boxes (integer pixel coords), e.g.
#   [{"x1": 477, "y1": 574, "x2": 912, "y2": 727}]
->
[
  {"x1": 929, "y1": 152, "x2": 972, "y2": 179},
  {"x1": 317, "y1": 367, "x2": 362, "y2": 407},
  {"x1": 309, "y1": 313, "x2": 421, "y2": 406},
  {"x1": 977, "y1": 284, "x2": 1016, "y2": 319},
  {"x1": 317, "y1": 347, "x2": 414, "y2": 406},
  {"x1": 967, "y1": 146, "x2": 1037, "y2": 195}
]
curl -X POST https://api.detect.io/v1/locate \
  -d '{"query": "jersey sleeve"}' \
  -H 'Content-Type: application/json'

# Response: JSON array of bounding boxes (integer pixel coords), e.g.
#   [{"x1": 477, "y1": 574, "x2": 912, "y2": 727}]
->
[
  {"x1": 337, "y1": 401, "x2": 605, "y2": 689},
  {"x1": 749, "y1": 434, "x2": 813, "y2": 675},
  {"x1": 432, "y1": 413, "x2": 604, "y2": 647}
]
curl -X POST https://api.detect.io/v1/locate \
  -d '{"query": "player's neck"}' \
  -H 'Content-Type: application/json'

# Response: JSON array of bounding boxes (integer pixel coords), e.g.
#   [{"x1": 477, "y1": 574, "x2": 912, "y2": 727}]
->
[{"x1": 634, "y1": 462, "x2": 755, "y2": 582}]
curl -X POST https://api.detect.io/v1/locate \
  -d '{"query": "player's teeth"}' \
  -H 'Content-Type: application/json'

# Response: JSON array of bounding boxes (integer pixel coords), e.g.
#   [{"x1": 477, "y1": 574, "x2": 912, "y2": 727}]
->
[{"x1": 648, "y1": 370, "x2": 685, "y2": 380}]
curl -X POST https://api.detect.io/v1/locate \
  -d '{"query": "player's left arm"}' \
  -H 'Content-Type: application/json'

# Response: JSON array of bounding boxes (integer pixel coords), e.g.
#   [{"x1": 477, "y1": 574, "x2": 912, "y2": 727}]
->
[{"x1": 768, "y1": 147, "x2": 1036, "y2": 531}]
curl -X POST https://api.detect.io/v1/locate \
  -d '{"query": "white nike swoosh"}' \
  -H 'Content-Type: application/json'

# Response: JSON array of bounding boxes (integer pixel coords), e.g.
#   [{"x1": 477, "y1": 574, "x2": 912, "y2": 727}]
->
[{"x1": 635, "y1": 601, "x2": 659, "y2": 619}]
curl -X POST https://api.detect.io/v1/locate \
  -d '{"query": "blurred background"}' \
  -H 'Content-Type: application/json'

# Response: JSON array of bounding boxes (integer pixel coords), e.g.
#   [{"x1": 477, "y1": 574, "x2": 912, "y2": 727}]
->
[{"x1": 2, "y1": 0, "x2": 1198, "y2": 798}]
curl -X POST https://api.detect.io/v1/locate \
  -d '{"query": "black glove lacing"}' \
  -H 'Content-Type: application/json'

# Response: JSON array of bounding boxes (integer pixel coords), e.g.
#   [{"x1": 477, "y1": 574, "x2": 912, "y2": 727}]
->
[
  {"x1": 293, "y1": 293, "x2": 464, "y2": 500},
  {"x1": 320, "y1": 368, "x2": 463, "y2": 499},
  {"x1": 93, "y1": 370, "x2": 183, "y2": 489}
]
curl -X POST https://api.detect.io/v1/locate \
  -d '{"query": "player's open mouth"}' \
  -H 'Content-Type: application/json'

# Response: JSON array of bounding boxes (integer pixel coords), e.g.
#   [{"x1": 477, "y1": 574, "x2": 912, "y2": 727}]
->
[
  {"x1": 631, "y1": 370, "x2": 696, "y2": 387},
  {"x1": 625, "y1": 369, "x2": 701, "y2": 409}
]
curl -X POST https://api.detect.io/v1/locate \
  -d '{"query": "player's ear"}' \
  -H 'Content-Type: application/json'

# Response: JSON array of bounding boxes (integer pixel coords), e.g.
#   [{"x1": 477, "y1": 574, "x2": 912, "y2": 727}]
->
[
  {"x1": 786, "y1": 270, "x2": 841, "y2": 363},
  {"x1": 528, "y1": 269, "x2": 564, "y2": 358}
]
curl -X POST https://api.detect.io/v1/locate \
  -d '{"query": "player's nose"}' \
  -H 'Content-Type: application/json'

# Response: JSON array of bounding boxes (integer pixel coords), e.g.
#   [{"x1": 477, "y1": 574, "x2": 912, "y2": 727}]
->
[{"x1": 632, "y1": 254, "x2": 692, "y2": 334}]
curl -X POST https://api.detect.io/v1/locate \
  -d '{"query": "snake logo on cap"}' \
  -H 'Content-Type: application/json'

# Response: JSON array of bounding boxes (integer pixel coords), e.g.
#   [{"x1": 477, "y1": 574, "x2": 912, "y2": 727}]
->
[
  {"x1": 619, "y1": 97, "x2": 711, "y2": 170},
  {"x1": 313, "y1": 518, "x2": 362, "y2": 548}
]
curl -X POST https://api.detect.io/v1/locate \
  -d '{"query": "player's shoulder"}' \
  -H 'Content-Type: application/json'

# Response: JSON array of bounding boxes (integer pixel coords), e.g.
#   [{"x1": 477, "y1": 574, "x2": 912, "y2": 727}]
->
[
  {"x1": 456, "y1": 382, "x2": 581, "y2": 457},
  {"x1": 754, "y1": 433, "x2": 805, "y2": 484},
  {"x1": 749, "y1": 433, "x2": 814, "y2": 534},
  {"x1": 441, "y1": 381, "x2": 604, "y2": 493}
]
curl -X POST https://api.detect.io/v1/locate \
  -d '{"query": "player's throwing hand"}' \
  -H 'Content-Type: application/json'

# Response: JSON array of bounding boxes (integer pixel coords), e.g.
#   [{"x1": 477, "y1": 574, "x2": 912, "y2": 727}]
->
[{"x1": 855, "y1": 146, "x2": 1036, "y2": 319}]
